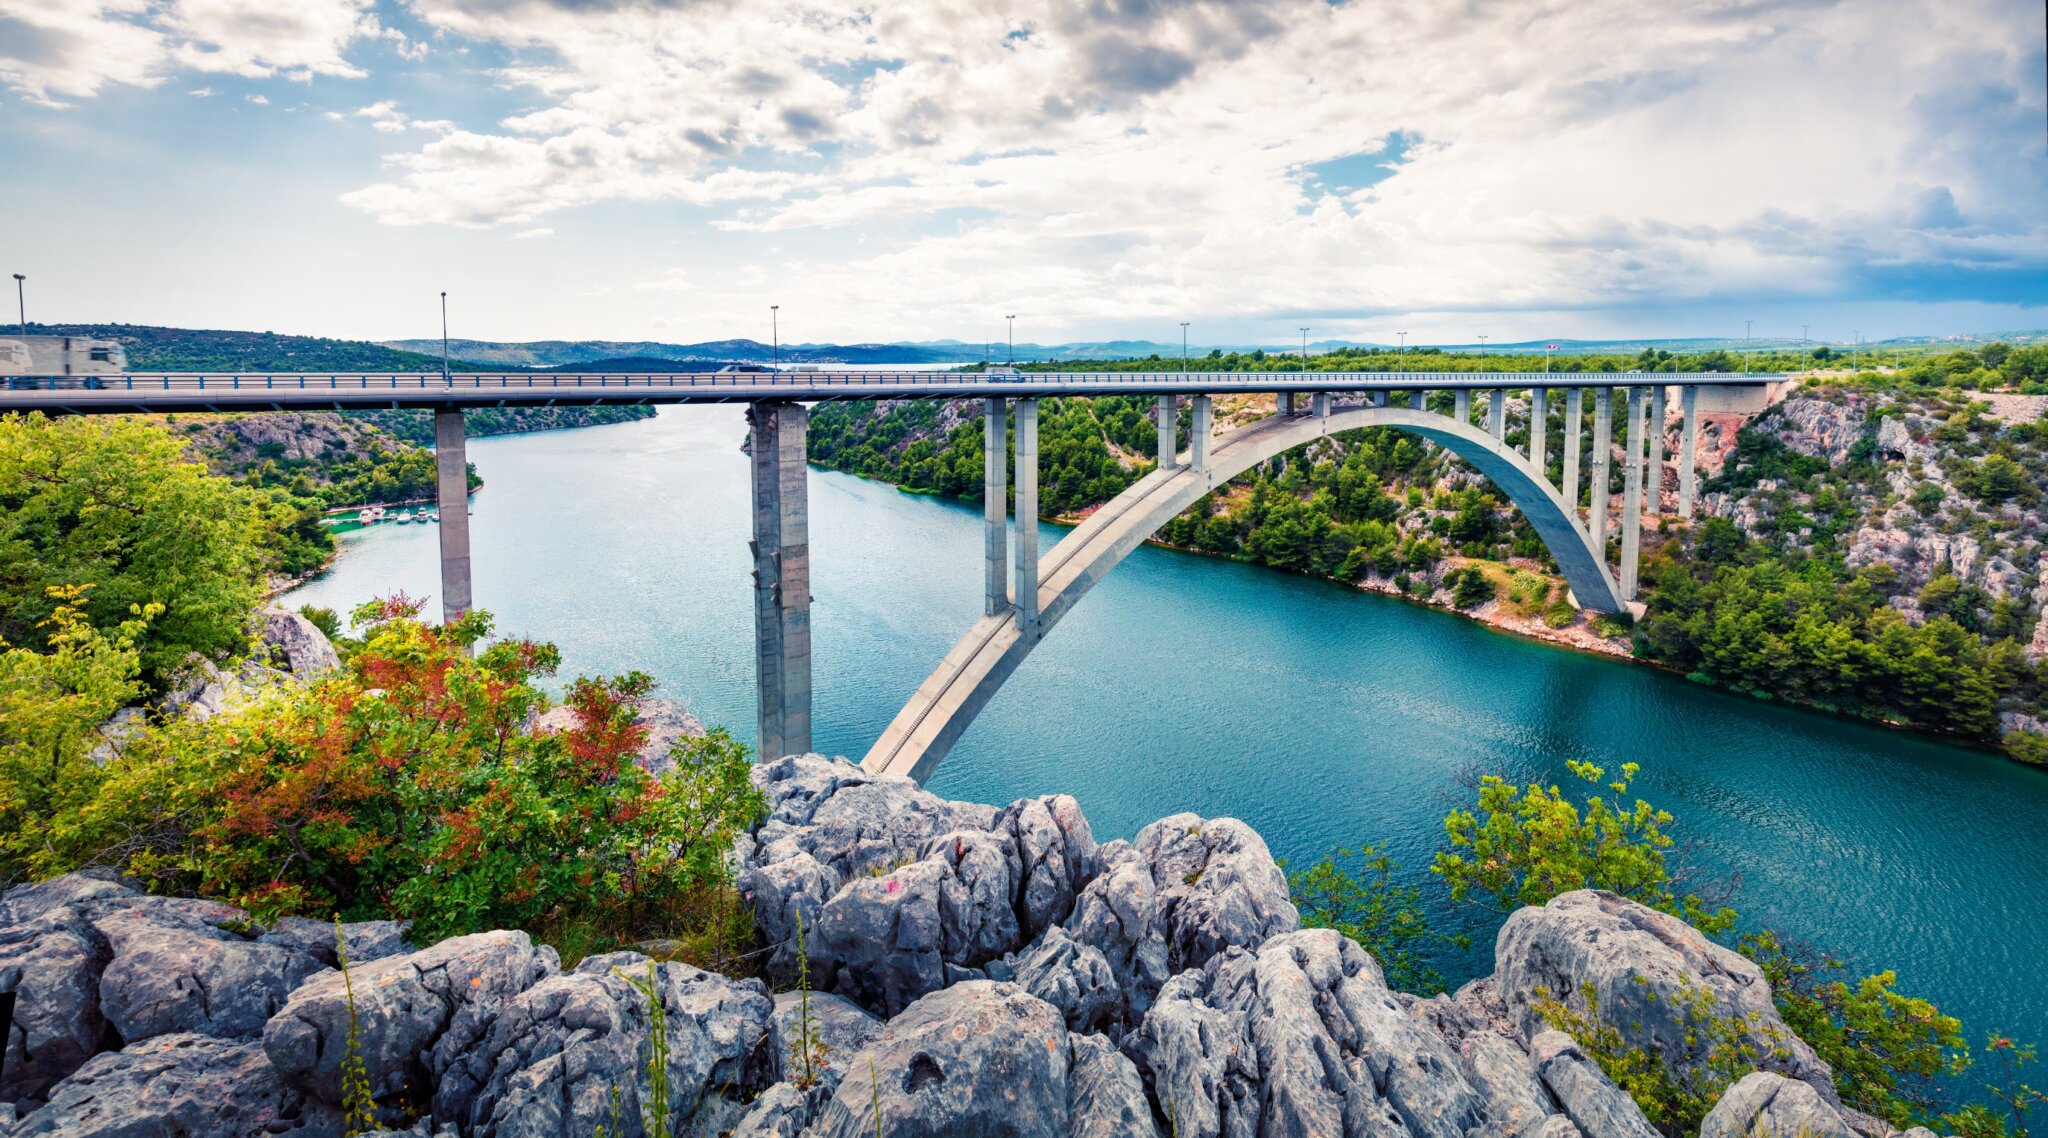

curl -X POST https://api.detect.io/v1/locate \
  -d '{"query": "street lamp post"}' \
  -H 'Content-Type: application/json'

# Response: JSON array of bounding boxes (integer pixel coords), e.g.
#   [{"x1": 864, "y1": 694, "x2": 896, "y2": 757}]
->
[
  {"x1": 1476, "y1": 333, "x2": 1487, "y2": 363},
  {"x1": 1300, "y1": 327, "x2": 1310, "y2": 364},
  {"x1": 440, "y1": 291, "x2": 450, "y2": 383},
  {"x1": 1006, "y1": 315, "x2": 1016, "y2": 365},
  {"x1": 1744, "y1": 320, "x2": 1753, "y2": 374},
  {"x1": 1397, "y1": 331, "x2": 1408, "y2": 369},
  {"x1": 11, "y1": 275, "x2": 23, "y2": 339},
  {"x1": 1801, "y1": 324, "x2": 1810, "y2": 370},
  {"x1": 771, "y1": 305, "x2": 779, "y2": 368},
  {"x1": 1181, "y1": 322, "x2": 1190, "y2": 371}
]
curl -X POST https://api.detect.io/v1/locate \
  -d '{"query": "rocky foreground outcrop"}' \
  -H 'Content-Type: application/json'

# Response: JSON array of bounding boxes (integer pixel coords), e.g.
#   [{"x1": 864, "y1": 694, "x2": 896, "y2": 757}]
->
[{"x1": 2, "y1": 755, "x2": 1894, "y2": 1138}]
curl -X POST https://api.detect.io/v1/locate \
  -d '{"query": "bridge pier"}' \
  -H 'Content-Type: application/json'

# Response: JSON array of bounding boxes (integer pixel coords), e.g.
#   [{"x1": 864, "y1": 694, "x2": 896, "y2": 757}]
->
[
  {"x1": 433, "y1": 408, "x2": 473, "y2": 624},
  {"x1": 1312, "y1": 391, "x2": 1329, "y2": 418},
  {"x1": 1591, "y1": 388, "x2": 1613, "y2": 555},
  {"x1": 986, "y1": 398, "x2": 1009, "y2": 616},
  {"x1": 1454, "y1": 389, "x2": 1471, "y2": 426},
  {"x1": 1620, "y1": 388, "x2": 1645, "y2": 599},
  {"x1": 1279, "y1": 392, "x2": 1297, "y2": 416},
  {"x1": 1648, "y1": 384, "x2": 1667, "y2": 517},
  {"x1": 1191, "y1": 395, "x2": 1212, "y2": 476},
  {"x1": 1156, "y1": 394, "x2": 1178, "y2": 471},
  {"x1": 1488, "y1": 389, "x2": 1506, "y2": 440},
  {"x1": 1014, "y1": 399, "x2": 1040, "y2": 637},
  {"x1": 749, "y1": 401, "x2": 811, "y2": 761},
  {"x1": 1563, "y1": 388, "x2": 1583, "y2": 515},
  {"x1": 1414, "y1": 388, "x2": 1430, "y2": 414},
  {"x1": 1529, "y1": 388, "x2": 1549, "y2": 474},
  {"x1": 1678, "y1": 385, "x2": 1700, "y2": 517}
]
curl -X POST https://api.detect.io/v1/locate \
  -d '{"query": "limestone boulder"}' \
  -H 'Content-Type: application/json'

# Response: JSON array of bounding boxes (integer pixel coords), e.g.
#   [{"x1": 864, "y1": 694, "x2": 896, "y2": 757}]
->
[
  {"x1": 1009, "y1": 925, "x2": 1121, "y2": 1035},
  {"x1": 767, "y1": 989, "x2": 880, "y2": 1091},
  {"x1": 434, "y1": 951, "x2": 773, "y2": 1137},
  {"x1": 1067, "y1": 1032, "x2": 1162, "y2": 1138},
  {"x1": 0, "y1": 907, "x2": 112, "y2": 1109},
  {"x1": 1494, "y1": 891, "x2": 1836, "y2": 1103},
  {"x1": 1529, "y1": 1031, "x2": 1661, "y2": 1138},
  {"x1": 93, "y1": 906, "x2": 327, "y2": 1043},
  {"x1": 264, "y1": 930, "x2": 557, "y2": 1105},
  {"x1": 258, "y1": 608, "x2": 342, "y2": 680},
  {"x1": 1065, "y1": 813, "x2": 1298, "y2": 1026},
  {"x1": 1129, "y1": 928, "x2": 1484, "y2": 1138},
  {"x1": 14, "y1": 1033, "x2": 341, "y2": 1138},
  {"x1": 805, "y1": 981, "x2": 1074, "y2": 1138},
  {"x1": 1699, "y1": 1072, "x2": 1858, "y2": 1138}
]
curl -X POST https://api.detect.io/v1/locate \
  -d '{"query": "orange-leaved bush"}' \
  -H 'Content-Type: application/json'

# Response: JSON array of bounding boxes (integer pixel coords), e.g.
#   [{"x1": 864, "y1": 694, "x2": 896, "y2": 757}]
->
[{"x1": 65, "y1": 596, "x2": 762, "y2": 944}]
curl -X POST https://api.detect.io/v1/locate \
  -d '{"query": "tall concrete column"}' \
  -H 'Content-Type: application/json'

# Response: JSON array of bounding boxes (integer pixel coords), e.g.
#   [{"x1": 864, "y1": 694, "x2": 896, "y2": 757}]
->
[
  {"x1": 1620, "y1": 388, "x2": 1645, "y2": 599},
  {"x1": 1563, "y1": 388, "x2": 1583, "y2": 513},
  {"x1": 1454, "y1": 389, "x2": 1471, "y2": 426},
  {"x1": 1191, "y1": 395, "x2": 1212, "y2": 476},
  {"x1": 1013, "y1": 399, "x2": 1040, "y2": 637},
  {"x1": 1415, "y1": 388, "x2": 1431, "y2": 413},
  {"x1": 1529, "y1": 388, "x2": 1549, "y2": 473},
  {"x1": 1590, "y1": 388, "x2": 1614, "y2": 554},
  {"x1": 1312, "y1": 391, "x2": 1330, "y2": 418},
  {"x1": 1647, "y1": 385, "x2": 1667, "y2": 518},
  {"x1": 1278, "y1": 392, "x2": 1296, "y2": 416},
  {"x1": 1155, "y1": 394, "x2": 1177, "y2": 471},
  {"x1": 433, "y1": 408, "x2": 473, "y2": 624},
  {"x1": 985, "y1": 398, "x2": 1008, "y2": 617},
  {"x1": 749, "y1": 401, "x2": 811, "y2": 761},
  {"x1": 1488, "y1": 389, "x2": 1506, "y2": 440},
  {"x1": 1678, "y1": 385, "x2": 1701, "y2": 518}
]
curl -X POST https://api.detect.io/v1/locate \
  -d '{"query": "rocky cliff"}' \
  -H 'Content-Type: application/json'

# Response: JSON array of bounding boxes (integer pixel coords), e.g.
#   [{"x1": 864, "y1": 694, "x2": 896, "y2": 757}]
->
[{"x1": 0, "y1": 755, "x2": 1929, "y2": 1138}]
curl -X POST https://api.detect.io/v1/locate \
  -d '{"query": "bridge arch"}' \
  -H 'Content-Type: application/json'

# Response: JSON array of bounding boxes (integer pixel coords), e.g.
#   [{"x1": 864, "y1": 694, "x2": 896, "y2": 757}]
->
[{"x1": 861, "y1": 403, "x2": 1623, "y2": 783}]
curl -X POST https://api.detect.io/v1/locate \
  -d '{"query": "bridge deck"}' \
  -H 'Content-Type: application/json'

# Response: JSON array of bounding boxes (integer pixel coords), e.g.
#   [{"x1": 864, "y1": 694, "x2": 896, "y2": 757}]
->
[{"x1": 0, "y1": 369, "x2": 1786, "y2": 415}]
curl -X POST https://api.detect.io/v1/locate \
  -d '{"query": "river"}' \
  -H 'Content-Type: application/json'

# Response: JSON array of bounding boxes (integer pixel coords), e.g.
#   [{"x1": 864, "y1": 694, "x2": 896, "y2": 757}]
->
[{"x1": 287, "y1": 405, "x2": 2048, "y2": 1049}]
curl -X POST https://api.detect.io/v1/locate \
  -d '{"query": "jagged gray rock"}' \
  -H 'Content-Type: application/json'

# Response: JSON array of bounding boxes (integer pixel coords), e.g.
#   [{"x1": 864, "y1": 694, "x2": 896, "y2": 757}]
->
[
  {"x1": 11, "y1": 1033, "x2": 341, "y2": 1138},
  {"x1": 768, "y1": 989, "x2": 880, "y2": 1091},
  {"x1": 1530, "y1": 1031, "x2": 1661, "y2": 1138},
  {"x1": 0, "y1": 907, "x2": 111, "y2": 1109},
  {"x1": 1699, "y1": 1072, "x2": 1858, "y2": 1138},
  {"x1": 806, "y1": 981, "x2": 1074, "y2": 1138},
  {"x1": 1132, "y1": 927, "x2": 1483, "y2": 1138},
  {"x1": 1494, "y1": 891, "x2": 1837, "y2": 1103},
  {"x1": 737, "y1": 756, "x2": 1099, "y2": 1017},
  {"x1": 727, "y1": 1082, "x2": 819, "y2": 1137},
  {"x1": 1067, "y1": 1032, "x2": 1162, "y2": 1138},
  {"x1": 264, "y1": 929, "x2": 558, "y2": 1105},
  {"x1": 93, "y1": 906, "x2": 326, "y2": 1043},
  {"x1": 434, "y1": 950, "x2": 773, "y2": 1138},
  {"x1": 1064, "y1": 813, "x2": 1299, "y2": 1026},
  {"x1": 259, "y1": 608, "x2": 343, "y2": 680},
  {"x1": 1009, "y1": 925, "x2": 1121, "y2": 1035}
]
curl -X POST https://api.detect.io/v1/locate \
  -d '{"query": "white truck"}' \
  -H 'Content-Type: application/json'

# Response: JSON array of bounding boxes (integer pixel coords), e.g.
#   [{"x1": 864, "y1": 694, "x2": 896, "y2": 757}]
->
[{"x1": 4, "y1": 335, "x2": 128, "y2": 387}]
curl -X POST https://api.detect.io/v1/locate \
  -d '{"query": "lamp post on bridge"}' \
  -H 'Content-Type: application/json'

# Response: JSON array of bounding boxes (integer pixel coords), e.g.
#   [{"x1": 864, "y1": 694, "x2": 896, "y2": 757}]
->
[
  {"x1": 771, "y1": 305, "x2": 779, "y2": 368},
  {"x1": 1802, "y1": 324, "x2": 1810, "y2": 371},
  {"x1": 1397, "y1": 331, "x2": 1408, "y2": 369},
  {"x1": 11, "y1": 274, "x2": 23, "y2": 339},
  {"x1": 1006, "y1": 315, "x2": 1016, "y2": 365},
  {"x1": 440, "y1": 291, "x2": 450, "y2": 383},
  {"x1": 1299, "y1": 327, "x2": 1309, "y2": 364},
  {"x1": 1181, "y1": 322, "x2": 1190, "y2": 371},
  {"x1": 1744, "y1": 320, "x2": 1753, "y2": 374},
  {"x1": 1476, "y1": 334, "x2": 1487, "y2": 364}
]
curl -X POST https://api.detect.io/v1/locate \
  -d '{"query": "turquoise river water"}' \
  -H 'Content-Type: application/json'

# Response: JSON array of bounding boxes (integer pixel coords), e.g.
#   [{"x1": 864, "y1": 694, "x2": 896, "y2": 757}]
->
[{"x1": 287, "y1": 406, "x2": 2048, "y2": 1047}]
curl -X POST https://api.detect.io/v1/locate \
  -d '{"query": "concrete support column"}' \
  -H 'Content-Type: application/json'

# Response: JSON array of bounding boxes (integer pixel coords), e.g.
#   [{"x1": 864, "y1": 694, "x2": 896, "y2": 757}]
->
[
  {"x1": 1678, "y1": 385, "x2": 1701, "y2": 518},
  {"x1": 1647, "y1": 385, "x2": 1667, "y2": 518},
  {"x1": 1591, "y1": 388, "x2": 1614, "y2": 554},
  {"x1": 1278, "y1": 391, "x2": 1297, "y2": 416},
  {"x1": 1563, "y1": 388, "x2": 1583, "y2": 513},
  {"x1": 1454, "y1": 389, "x2": 1471, "y2": 425},
  {"x1": 1529, "y1": 388, "x2": 1549, "y2": 473},
  {"x1": 1417, "y1": 389, "x2": 1432, "y2": 413},
  {"x1": 985, "y1": 397, "x2": 1009, "y2": 616},
  {"x1": 1155, "y1": 394, "x2": 1178, "y2": 471},
  {"x1": 1488, "y1": 389, "x2": 1506, "y2": 440},
  {"x1": 433, "y1": 408, "x2": 473, "y2": 624},
  {"x1": 1013, "y1": 399, "x2": 1040, "y2": 637},
  {"x1": 1191, "y1": 395, "x2": 1212, "y2": 476},
  {"x1": 1312, "y1": 391, "x2": 1330, "y2": 418},
  {"x1": 1620, "y1": 387, "x2": 1646, "y2": 599},
  {"x1": 1371, "y1": 390, "x2": 1389, "y2": 408},
  {"x1": 749, "y1": 401, "x2": 811, "y2": 761}
]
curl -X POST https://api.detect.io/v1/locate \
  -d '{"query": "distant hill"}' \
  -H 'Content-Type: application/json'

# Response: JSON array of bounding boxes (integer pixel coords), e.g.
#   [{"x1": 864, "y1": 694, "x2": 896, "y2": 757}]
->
[
  {"x1": 27, "y1": 324, "x2": 488, "y2": 373},
  {"x1": 383, "y1": 338, "x2": 972, "y2": 368}
]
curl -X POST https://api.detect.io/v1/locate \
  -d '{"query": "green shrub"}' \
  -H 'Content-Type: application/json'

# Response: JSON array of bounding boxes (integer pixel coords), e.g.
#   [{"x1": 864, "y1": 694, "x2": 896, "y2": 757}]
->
[
  {"x1": 1449, "y1": 566, "x2": 1496, "y2": 608},
  {"x1": 39, "y1": 598, "x2": 764, "y2": 947},
  {"x1": 1287, "y1": 842, "x2": 1468, "y2": 994}
]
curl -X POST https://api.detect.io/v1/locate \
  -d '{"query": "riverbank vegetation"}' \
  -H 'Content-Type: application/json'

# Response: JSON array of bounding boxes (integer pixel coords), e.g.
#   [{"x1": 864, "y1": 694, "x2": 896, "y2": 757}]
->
[{"x1": 1294, "y1": 762, "x2": 2037, "y2": 1138}]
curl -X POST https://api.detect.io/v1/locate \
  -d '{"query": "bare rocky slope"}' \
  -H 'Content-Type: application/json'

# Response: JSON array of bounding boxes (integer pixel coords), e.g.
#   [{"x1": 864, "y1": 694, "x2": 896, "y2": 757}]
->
[{"x1": 0, "y1": 754, "x2": 1945, "y2": 1138}]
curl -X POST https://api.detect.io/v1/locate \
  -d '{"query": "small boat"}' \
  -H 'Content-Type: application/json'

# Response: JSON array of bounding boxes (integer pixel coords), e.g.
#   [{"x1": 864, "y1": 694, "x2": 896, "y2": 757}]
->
[
  {"x1": 357, "y1": 506, "x2": 386, "y2": 525},
  {"x1": 395, "y1": 510, "x2": 414, "y2": 524},
  {"x1": 424, "y1": 511, "x2": 440, "y2": 523}
]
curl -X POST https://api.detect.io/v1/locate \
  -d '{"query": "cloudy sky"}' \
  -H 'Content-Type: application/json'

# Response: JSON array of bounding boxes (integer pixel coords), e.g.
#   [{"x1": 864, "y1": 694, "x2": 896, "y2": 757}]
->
[{"x1": 2, "y1": 0, "x2": 2043, "y2": 346}]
